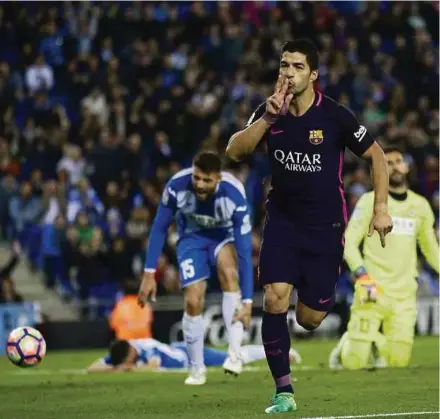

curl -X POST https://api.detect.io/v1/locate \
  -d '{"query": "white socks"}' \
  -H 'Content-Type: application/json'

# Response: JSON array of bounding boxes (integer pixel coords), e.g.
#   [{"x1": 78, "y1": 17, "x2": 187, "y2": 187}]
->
[
  {"x1": 240, "y1": 345, "x2": 266, "y2": 364},
  {"x1": 222, "y1": 292, "x2": 244, "y2": 360},
  {"x1": 182, "y1": 312, "x2": 205, "y2": 369}
]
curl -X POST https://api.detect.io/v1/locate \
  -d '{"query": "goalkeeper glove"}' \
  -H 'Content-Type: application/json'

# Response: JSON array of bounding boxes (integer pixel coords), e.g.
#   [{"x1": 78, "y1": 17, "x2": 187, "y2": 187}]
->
[{"x1": 353, "y1": 267, "x2": 380, "y2": 304}]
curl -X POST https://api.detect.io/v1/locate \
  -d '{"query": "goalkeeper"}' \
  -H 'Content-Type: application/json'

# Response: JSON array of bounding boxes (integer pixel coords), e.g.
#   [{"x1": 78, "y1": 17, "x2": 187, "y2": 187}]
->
[{"x1": 330, "y1": 147, "x2": 439, "y2": 370}]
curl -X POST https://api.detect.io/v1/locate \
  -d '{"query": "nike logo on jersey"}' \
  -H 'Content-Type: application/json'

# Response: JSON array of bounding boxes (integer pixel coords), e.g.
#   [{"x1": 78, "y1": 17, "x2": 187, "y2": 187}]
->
[
  {"x1": 270, "y1": 129, "x2": 284, "y2": 135},
  {"x1": 319, "y1": 296, "x2": 332, "y2": 304}
]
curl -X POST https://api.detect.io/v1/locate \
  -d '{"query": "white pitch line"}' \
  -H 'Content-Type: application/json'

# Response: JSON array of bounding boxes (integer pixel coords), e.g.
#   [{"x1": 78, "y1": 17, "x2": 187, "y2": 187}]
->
[
  {"x1": 298, "y1": 411, "x2": 439, "y2": 419},
  {"x1": 6, "y1": 365, "x2": 313, "y2": 376}
]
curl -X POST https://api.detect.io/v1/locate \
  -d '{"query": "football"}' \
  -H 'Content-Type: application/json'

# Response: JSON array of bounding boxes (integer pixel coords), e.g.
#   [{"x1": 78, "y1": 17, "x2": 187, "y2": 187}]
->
[{"x1": 6, "y1": 326, "x2": 46, "y2": 368}]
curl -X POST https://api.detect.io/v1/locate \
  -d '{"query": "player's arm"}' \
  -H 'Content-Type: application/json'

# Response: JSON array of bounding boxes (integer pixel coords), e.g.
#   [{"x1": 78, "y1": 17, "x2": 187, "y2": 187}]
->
[
  {"x1": 344, "y1": 195, "x2": 379, "y2": 303},
  {"x1": 133, "y1": 356, "x2": 162, "y2": 372},
  {"x1": 226, "y1": 76, "x2": 291, "y2": 162},
  {"x1": 344, "y1": 195, "x2": 371, "y2": 273},
  {"x1": 144, "y1": 204, "x2": 175, "y2": 272},
  {"x1": 361, "y1": 143, "x2": 392, "y2": 244},
  {"x1": 87, "y1": 358, "x2": 115, "y2": 373},
  {"x1": 417, "y1": 199, "x2": 440, "y2": 274},
  {"x1": 226, "y1": 108, "x2": 270, "y2": 162},
  {"x1": 138, "y1": 185, "x2": 177, "y2": 306},
  {"x1": 340, "y1": 106, "x2": 393, "y2": 247},
  {"x1": 231, "y1": 201, "x2": 254, "y2": 327}
]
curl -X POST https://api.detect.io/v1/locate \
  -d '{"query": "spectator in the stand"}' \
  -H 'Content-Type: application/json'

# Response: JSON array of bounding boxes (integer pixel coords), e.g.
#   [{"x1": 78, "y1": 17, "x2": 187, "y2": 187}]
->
[
  {"x1": 86, "y1": 131, "x2": 126, "y2": 196},
  {"x1": 41, "y1": 214, "x2": 72, "y2": 295},
  {"x1": 8, "y1": 181, "x2": 42, "y2": 270},
  {"x1": 106, "y1": 237, "x2": 134, "y2": 286},
  {"x1": 25, "y1": 56, "x2": 54, "y2": 95},
  {"x1": 29, "y1": 168, "x2": 44, "y2": 198},
  {"x1": 81, "y1": 87, "x2": 108, "y2": 127},
  {"x1": 125, "y1": 207, "x2": 150, "y2": 254},
  {"x1": 0, "y1": 174, "x2": 18, "y2": 240},
  {"x1": 67, "y1": 177, "x2": 104, "y2": 224},
  {"x1": 65, "y1": 3, "x2": 100, "y2": 55},
  {"x1": 57, "y1": 144, "x2": 86, "y2": 185},
  {"x1": 39, "y1": 20, "x2": 66, "y2": 69},
  {"x1": 0, "y1": 138, "x2": 20, "y2": 179},
  {"x1": 75, "y1": 226, "x2": 106, "y2": 318},
  {"x1": 102, "y1": 181, "x2": 126, "y2": 238},
  {"x1": 41, "y1": 180, "x2": 66, "y2": 225}
]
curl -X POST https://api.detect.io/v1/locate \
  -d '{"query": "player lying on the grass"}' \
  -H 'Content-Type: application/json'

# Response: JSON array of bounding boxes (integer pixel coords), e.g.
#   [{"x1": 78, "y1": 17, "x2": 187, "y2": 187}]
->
[
  {"x1": 138, "y1": 151, "x2": 254, "y2": 385},
  {"x1": 87, "y1": 338, "x2": 302, "y2": 373},
  {"x1": 226, "y1": 38, "x2": 393, "y2": 414},
  {"x1": 329, "y1": 147, "x2": 439, "y2": 370}
]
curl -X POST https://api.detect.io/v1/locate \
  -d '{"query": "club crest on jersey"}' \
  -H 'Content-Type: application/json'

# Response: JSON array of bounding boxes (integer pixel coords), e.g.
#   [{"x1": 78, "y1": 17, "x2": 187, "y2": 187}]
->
[{"x1": 309, "y1": 130, "x2": 324, "y2": 145}]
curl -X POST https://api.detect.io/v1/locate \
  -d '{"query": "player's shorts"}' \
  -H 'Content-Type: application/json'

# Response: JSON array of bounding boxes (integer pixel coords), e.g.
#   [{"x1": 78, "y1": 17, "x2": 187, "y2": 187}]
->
[
  {"x1": 176, "y1": 231, "x2": 234, "y2": 288},
  {"x1": 259, "y1": 203, "x2": 344, "y2": 312}
]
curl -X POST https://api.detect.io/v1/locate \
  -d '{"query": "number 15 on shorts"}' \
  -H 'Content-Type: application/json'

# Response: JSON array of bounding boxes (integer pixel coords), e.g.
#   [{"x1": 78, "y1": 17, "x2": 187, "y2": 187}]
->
[{"x1": 181, "y1": 259, "x2": 195, "y2": 280}]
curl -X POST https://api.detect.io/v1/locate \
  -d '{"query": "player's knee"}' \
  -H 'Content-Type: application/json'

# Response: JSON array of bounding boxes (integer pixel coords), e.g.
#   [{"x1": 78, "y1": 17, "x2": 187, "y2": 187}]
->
[
  {"x1": 340, "y1": 338, "x2": 371, "y2": 370},
  {"x1": 263, "y1": 284, "x2": 291, "y2": 313},
  {"x1": 387, "y1": 342, "x2": 412, "y2": 368},
  {"x1": 184, "y1": 290, "x2": 205, "y2": 316},
  {"x1": 295, "y1": 303, "x2": 327, "y2": 331},
  {"x1": 296, "y1": 316, "x2": 322, "y2": 331},
  {"x1": 185, "y1": 297, "x2": 204, "y2": 316},
  {"x1": 218, "y1": 267, "x2": 239, "y2": 292}
]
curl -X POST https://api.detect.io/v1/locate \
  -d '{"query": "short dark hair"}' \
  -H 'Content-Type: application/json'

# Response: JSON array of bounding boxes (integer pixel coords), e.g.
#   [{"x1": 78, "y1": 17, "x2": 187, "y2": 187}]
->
[
  {"x1": 193, "y1": 151, "x2": 222, "y2": 173},
  {"x1": 383, "y1": 146, "x2": 404, "y2": 155},
  {"x1": 109, "y1": 340, "x2": 130, "y2": 366},
  {"x1": 281, "y1": 39, "x2": 319, "y2": 71}
]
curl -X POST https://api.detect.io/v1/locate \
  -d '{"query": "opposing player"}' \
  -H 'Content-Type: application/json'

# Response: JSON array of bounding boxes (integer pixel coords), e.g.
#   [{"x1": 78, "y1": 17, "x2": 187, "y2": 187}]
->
[
  {"x1": 87, "y1": 338, "x2": 302, "y2": 373},
  {"x1": 329, "y1": 147, "x2": 439, "y2": 370},
  {"x1": 226, "y1": 39, "x2": 393, "y2": 414},
  {"x1": 138, "y1": 151, "x2": 253, "y2": 385}
]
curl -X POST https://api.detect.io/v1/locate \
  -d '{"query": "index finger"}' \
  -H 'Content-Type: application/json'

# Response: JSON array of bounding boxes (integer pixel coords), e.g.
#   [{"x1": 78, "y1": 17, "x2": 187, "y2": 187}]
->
[
  {"x1": 274, "y1": 75, "x2": 284, "y2": 94},
  {"x1": 379, "y1": 231, "x2": 386, "y2": 248},
  {"x1": 279, "y1": 78, "x2": 289, "y2": 97}
]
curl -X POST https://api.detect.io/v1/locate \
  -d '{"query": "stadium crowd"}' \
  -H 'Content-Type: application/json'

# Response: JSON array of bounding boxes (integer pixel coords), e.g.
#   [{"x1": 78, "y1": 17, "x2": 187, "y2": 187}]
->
[{"x1": 0, "y1": 1, "x2": 438, "y2": 318}]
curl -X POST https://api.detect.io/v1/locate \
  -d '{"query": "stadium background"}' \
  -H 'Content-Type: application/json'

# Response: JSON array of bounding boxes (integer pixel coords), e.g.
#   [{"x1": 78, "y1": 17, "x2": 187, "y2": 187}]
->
[{"x1": 0, "y1": 1, "x2": 438, "y2": 349}]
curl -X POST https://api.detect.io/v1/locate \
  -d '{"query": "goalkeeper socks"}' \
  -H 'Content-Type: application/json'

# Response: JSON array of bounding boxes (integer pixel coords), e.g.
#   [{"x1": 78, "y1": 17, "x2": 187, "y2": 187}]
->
[
  {"x1": 182, "y1": 312, "x2": 205, "y2": 369},
  {"x1": 222, "y1": 292, "x2": 244, "y2": 359},
  {"x1": 262, "y1": 311, "x2": 294, "y2": 394}
]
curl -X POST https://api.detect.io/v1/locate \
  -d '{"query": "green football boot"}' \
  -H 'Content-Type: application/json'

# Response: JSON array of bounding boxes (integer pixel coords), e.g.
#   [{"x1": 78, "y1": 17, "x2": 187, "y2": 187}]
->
[{"x1": 265, "y1": 392, "x2": 297, "y2": 414}]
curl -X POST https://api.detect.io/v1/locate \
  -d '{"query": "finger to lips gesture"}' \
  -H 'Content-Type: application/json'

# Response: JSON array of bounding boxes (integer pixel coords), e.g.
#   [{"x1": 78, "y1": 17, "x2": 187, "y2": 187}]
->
[{"x1": 266, "y1": 76, "x2": 293, "y2": 116}]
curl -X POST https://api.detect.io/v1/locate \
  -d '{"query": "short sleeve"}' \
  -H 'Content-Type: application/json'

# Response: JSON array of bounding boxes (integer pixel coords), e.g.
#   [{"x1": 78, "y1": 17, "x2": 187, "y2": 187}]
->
[
  {"x1": 245, "y1": 103, "x2": 269, "y2": 151},
  {"x1": 338, "y1": 105, "x2": 375, "y2": 157},
  {"x1": 245, "y1": 103, "x2": 266, "y2": 128},
  {"x1": 161, "y1": 181, "x2": 178, "y2": 210}
]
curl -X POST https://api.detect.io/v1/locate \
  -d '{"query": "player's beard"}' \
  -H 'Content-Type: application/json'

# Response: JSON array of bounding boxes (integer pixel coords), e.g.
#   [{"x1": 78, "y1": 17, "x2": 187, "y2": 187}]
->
[
  {"x1": 389, "y1": 172, "x2": 406, "y2": 187},
  {"x1": 194, "y1": 188, "x2": 214, "y2": 201}
]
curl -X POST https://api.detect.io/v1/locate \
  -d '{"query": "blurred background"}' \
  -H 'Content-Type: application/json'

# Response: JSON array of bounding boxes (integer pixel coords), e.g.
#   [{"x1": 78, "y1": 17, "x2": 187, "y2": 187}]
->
[{"x1": 0, "y1": 1, "x2": 438, "y2": 350}]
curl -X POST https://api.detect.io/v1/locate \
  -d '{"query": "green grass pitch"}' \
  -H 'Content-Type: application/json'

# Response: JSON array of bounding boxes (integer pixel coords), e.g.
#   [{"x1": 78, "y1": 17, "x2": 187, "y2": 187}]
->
[{"x1": 0, "y1": 337, "x2": 438, "y2": 419}]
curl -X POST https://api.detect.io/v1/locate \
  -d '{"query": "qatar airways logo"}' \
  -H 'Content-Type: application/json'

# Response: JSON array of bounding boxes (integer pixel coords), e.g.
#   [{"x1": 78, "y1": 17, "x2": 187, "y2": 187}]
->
[{"x1": 274, "y1": 150, "x2": 322, "y2": 172}]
